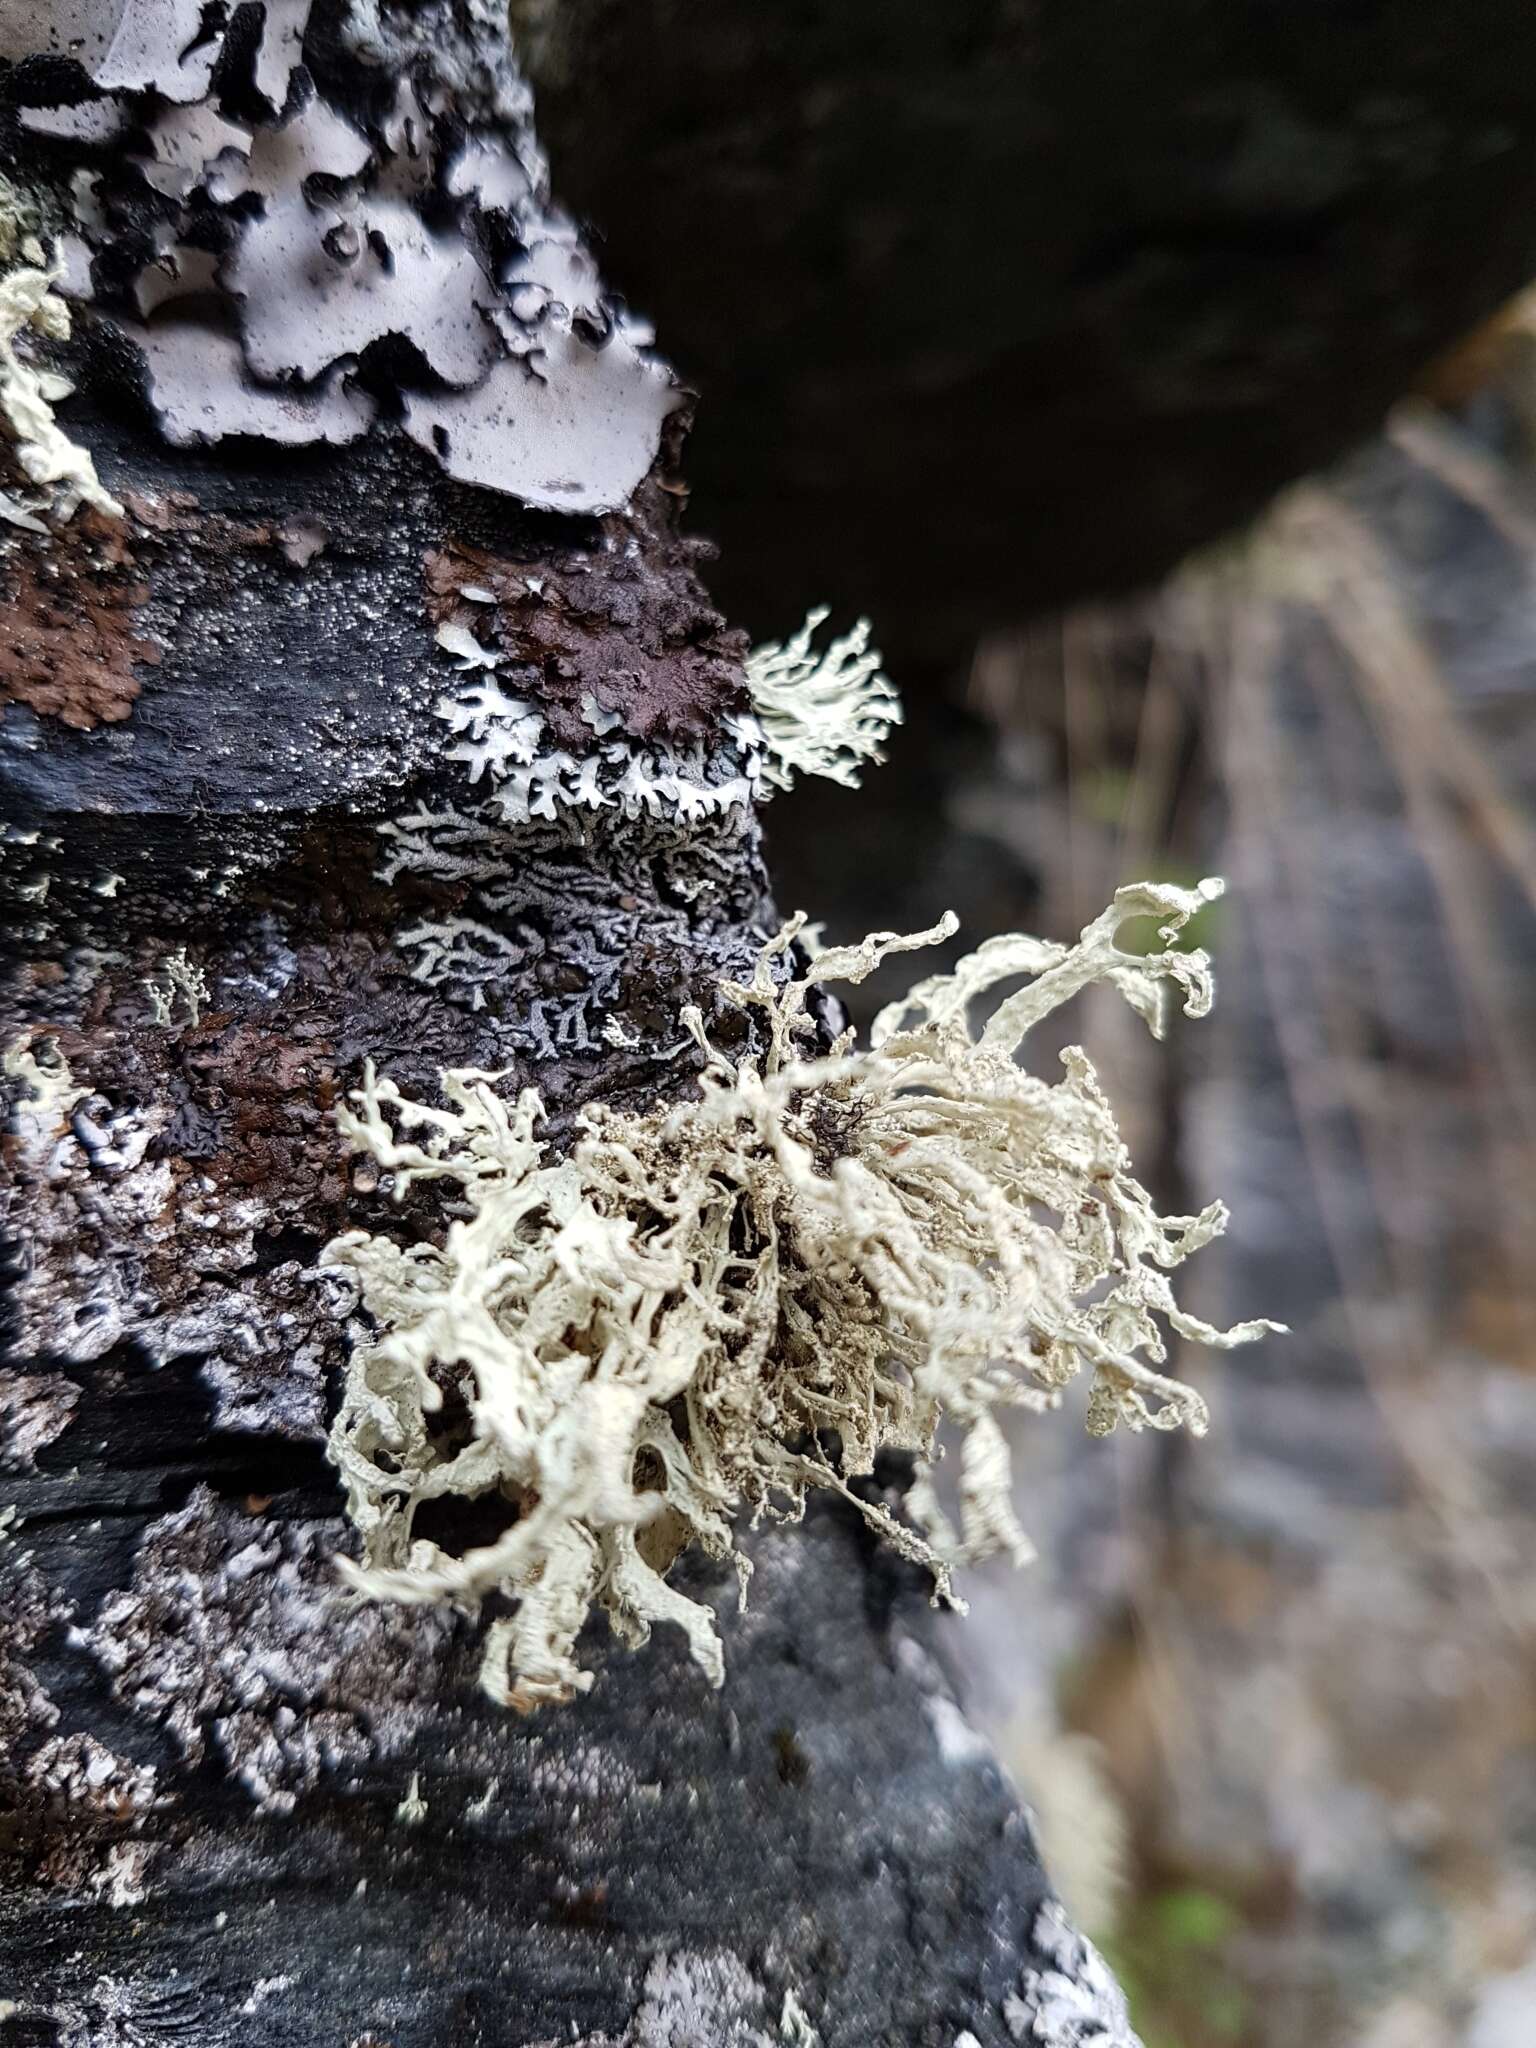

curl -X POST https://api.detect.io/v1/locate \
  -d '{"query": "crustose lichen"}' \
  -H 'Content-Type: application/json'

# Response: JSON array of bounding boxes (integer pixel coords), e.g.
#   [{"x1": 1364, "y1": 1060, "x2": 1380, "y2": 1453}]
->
[{"x1": 322, "y1": 878, "x2": 1278, "y2": 1711}]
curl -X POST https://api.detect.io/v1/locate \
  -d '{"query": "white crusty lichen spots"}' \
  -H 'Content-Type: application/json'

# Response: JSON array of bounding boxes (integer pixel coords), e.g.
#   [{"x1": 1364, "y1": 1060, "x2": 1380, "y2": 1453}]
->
[
  {"x1": 143, "y1": 947, "x2": 210, "y2": 1027},
  {"x1": 746, "y1": 607, "x2": 903, "y2": 792},
  {"x1": 1003, "y1": 1899, "x2": 1145, "y2": 2047},
  {"x1": 14, "y1": 0, "x2": 677, "y2": 513},
  {"x1": 779, "y1": 1989, "x2": 821, "y2": 2046},
  {"x1": 20, "y1": 1734, "x2": 161, "y2": 1909},
  {"x1": 322, "y1": 877, "x2": 1277, "y2": 1711}
]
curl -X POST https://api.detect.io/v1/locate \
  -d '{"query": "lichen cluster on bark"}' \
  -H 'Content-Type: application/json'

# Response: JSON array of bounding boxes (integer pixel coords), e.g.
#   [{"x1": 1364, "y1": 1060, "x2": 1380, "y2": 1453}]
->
[{"x1": 1, "y1": 7, "x2": 1146, "y2": 2042}]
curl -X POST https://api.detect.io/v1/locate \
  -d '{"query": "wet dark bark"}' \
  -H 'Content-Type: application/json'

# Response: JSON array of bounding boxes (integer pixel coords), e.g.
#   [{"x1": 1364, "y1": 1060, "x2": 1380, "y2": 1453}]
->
[{"x1": 0, "y1": 8, "x2": 1109, "y2": 2044}]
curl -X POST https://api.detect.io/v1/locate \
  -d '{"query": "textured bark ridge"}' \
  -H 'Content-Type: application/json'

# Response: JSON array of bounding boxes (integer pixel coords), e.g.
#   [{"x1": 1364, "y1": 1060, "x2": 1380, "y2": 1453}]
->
[{"x1": 0, "y1": 7, "x2": 1129, "y2": 2044}]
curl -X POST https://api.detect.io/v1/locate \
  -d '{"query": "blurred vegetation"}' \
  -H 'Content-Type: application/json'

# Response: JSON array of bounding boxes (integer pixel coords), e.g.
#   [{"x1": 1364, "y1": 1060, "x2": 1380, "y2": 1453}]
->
[{"x1": 774, "y1": 282, "x2": 1536, "y2": 2048}]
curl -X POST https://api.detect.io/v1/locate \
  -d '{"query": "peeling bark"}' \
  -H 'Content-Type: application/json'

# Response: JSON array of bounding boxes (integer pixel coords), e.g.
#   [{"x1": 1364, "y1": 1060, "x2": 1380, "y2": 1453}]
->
[{"x1": 0, "y1": 6, "x2": 1133, "y2": 2043}]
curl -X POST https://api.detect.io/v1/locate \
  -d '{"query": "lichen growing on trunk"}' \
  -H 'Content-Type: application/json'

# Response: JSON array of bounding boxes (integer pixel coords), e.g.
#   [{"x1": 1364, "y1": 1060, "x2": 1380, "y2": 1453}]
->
[{"x1": 322, "y1": 877, "x2": 1278, "y2": 1711}]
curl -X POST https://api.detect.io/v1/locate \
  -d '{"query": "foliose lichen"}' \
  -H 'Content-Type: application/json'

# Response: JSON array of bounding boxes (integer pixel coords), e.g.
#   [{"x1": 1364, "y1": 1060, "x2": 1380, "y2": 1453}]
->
[
  {"x1": 322, "y1": 877, "x2": 1278, "y2": 1711},
  {"x1": 13, "y1": 0, "x2": 676, "y2": 510}
]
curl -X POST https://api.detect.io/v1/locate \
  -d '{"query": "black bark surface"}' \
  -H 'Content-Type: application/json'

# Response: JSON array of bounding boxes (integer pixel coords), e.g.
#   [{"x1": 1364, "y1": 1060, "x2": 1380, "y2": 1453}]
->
[{"x1": 4, "y1": 1363, "x2": 1054, "y2": 2046}]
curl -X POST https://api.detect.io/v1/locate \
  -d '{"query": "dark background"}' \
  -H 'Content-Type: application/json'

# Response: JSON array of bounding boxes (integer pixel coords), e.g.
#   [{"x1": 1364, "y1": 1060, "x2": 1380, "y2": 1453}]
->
[{"x1": 529, "y1": 8, "x2": 1536, "y2": 2040}]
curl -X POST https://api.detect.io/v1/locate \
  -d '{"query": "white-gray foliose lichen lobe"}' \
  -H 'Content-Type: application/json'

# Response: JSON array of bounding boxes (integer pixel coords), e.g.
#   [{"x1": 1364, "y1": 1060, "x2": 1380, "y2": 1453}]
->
[{"x1": 4, "y1": 0, "x2": 676, "y2": 510}]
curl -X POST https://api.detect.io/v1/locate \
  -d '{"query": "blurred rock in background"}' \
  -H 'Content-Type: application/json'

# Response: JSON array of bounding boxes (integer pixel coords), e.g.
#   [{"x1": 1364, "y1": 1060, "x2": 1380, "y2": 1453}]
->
[{"x1": 771, "y1": 298, "x2": 1536, "y2": 2048}]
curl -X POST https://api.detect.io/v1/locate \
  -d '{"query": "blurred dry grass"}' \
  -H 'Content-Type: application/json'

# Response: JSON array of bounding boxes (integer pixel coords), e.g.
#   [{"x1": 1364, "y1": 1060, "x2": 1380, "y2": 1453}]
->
[
  {"x1": 760, "y1": 284, "x2": 1536, "y2": 2048},
  {"x1": 960, "y1": 313, "x2": 1536, "y2": 2046}
]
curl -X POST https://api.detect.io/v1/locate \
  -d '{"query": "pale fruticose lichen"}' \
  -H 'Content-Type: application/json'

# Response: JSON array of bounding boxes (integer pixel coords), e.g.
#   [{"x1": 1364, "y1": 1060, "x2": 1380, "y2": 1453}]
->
[
  {"x1": 0, "y1": 223, "x2": 122, "y2": 529},
  {"x1": 744, "y1": 606, "x2": 902, "y2": 792},
  {"x1": 322, "y1": 877, "x2": 1279, "y2": 1712},
  {"x1": 143, "y1": 947, "x2": 210, "y2": 1027}
]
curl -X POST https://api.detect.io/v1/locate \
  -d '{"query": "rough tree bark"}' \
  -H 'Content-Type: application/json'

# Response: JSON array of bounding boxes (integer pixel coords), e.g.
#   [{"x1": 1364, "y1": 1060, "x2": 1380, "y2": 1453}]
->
[{"x1": 1, "y1": 7, "x2": 1135, "y2": 2045}]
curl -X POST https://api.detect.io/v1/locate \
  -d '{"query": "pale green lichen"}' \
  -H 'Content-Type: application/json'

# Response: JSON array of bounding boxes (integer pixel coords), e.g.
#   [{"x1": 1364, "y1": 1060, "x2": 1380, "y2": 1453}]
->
[
  {"x1": 3, "y1": 1036, "x2": 85, "y2": 1171},
  {"x1": 0, "y1": 242, "x2": 122, "y2": 529},
  {"x1": 143, "y1": 947, "x2": 209, "y2": 1027},
  {"x1": 745, "y1": 606, "x2": 903, "y2": 792},
  {"x1": 322, "y1": 878, "x2": 1277, "y2": 1711},
  {"x1": 394, "y1": 1771, "x2": 428, "y2": 1826}
]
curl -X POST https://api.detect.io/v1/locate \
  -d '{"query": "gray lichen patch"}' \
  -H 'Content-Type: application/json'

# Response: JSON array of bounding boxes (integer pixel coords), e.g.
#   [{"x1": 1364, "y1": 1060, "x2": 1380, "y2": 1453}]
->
[
  {"x1": 229, "y1": 194, "x2": 499, "y2": 389},
  {"x1": 529, "y1": 1951, "x2": 777, "y2": 2048},
  {"x1": 1005, "y1": 1899, "x2": 1146, "y2": 2047},
  {"x1": 1, "y1": 1014, "x2": 332, "y2": 1441},
  {"x1": 86, "y1": 1489, "x2": 456, "y2": 1814},
  {"x1": 24, "y1": 1732, "x2": 158, "y2": 1819},
  {"x1": 17, "y1": 1733, "x2": 161, "y2": 1910},
  {"x1": 379, "y1": 799, "x2": 774, "y2": 1059},
  {"x1": 122, "y1": 315, "x2": 379, "y2": 448},
  {"x1": 621, "y1": 1951, "x2": 775, "y2": 2048},
  {"x1": 0, "y1": 1551, "x2": 68, "y2": 1757},
  {"x1": 8, "y1": 0, "x2": 678, "y2": 516}
]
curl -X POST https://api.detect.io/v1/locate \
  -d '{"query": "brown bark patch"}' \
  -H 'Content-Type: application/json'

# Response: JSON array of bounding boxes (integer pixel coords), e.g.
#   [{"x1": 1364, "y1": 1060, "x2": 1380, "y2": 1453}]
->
[
  {"x1": 0, "y1": 510, "x2": 161, "y2": 730},
  {"x1": 120, "y1": 488, "x2": 275, "y2": 552},
  {"x1": 423, "y1": 504, "x2": 747, "y2": 744}
]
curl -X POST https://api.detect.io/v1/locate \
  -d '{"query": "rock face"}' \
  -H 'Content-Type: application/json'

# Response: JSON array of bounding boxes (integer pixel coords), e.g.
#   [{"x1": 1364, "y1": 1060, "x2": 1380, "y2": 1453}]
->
[
  {"x1": 0, "y1": 6, "x2": 1131, "y2": 2043},
  {"x1": 520, "y1": 0, "x2": 1536, "y2": 663}
]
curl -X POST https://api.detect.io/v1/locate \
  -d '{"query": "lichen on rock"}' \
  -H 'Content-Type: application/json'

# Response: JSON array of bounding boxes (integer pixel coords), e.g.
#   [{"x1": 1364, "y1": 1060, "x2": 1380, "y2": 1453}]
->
[{"x1": 322, "y1": 876, "x2": 1277, "y2": 1711}]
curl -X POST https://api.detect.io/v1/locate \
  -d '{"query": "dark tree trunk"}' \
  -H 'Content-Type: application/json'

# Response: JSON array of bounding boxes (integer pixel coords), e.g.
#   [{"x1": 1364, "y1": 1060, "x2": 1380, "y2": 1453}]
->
[{"x1": 1, "y1": 7, "x2": 1131, "y2": 2043}]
